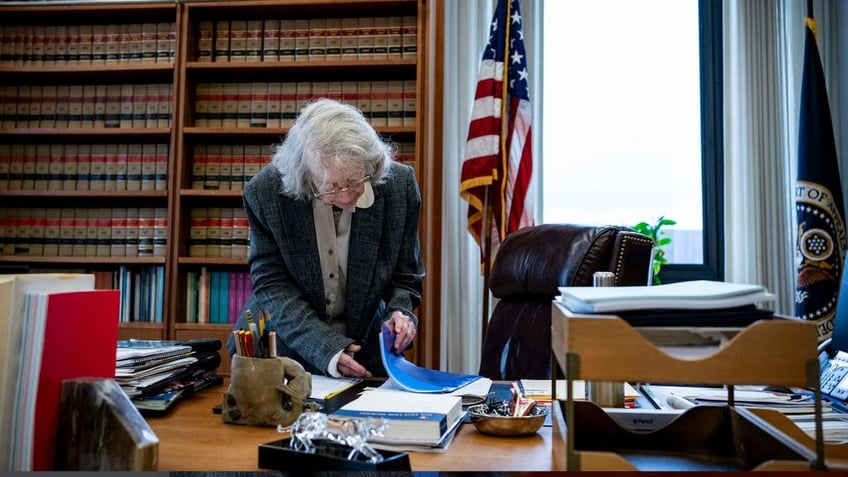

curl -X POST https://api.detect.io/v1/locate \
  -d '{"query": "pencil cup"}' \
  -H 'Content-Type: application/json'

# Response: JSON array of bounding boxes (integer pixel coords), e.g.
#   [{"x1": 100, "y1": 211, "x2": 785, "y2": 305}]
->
[{"x1": 222, "y1": 355, "x2": 316, "y2": 427}]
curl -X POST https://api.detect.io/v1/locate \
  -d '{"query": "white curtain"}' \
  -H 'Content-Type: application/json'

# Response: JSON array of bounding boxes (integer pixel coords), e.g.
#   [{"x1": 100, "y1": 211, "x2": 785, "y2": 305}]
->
[
  {"x1": 440, "y1": 0, "x2": 542, "y2": 374},
  {"x1": 724, "y1": 0, "x2": 844, "y2": 315}
]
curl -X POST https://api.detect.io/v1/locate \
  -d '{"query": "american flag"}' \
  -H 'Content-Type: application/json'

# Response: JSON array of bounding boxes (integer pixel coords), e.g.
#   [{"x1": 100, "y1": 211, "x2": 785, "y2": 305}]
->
[
  {"x1": 794, "y1": 14, "x2": 846, "y2": 342},
  {"x1": 460, "y1": 0, "x2": 534, "y2": 267}
]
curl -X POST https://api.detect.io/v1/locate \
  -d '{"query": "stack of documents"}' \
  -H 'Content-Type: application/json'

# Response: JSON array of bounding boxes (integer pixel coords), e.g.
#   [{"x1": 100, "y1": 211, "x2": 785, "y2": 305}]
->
[
  {"x1": 115, "y1": 339, "x2": 221, "y2": 404},
  {"x1": 558, "y1": 280, "x2": 775, "y2": 314}
]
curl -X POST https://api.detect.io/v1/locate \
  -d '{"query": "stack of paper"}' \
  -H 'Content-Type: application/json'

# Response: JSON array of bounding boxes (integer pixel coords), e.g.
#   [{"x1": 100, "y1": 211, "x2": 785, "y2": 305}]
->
[{"x1": 558, "y1": 280, "x2": 775, "y2": 313}]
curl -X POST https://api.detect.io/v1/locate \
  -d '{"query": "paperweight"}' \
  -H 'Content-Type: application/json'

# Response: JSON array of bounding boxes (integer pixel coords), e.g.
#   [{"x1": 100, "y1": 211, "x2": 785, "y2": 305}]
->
[{"x1": 258, "y1": 438, "x2": 411, "y2": 471}]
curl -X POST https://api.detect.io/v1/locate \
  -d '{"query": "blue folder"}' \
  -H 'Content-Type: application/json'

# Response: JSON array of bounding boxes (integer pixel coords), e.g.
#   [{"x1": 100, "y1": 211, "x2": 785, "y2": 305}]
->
[{"x1": 379, "y1": 323, "x2": 481, "y2": 393}]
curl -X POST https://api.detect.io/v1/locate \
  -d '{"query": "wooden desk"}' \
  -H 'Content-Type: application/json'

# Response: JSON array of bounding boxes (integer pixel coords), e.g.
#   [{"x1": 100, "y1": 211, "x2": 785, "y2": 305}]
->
[{"x1": 145, "y1": 382, "x2": 553, "y2": 471}]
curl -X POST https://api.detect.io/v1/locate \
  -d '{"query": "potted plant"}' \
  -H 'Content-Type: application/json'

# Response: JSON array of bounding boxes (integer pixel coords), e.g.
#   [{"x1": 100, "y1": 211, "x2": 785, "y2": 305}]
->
[{"x1": 633, "y1": 216, "x2": 676, "y2": 285}]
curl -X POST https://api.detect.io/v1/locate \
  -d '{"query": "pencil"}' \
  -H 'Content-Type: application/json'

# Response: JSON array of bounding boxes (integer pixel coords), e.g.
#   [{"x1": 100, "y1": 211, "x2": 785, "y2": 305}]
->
[{"x1": 268, "y1": 330, "x2": 276, "y2": 357}]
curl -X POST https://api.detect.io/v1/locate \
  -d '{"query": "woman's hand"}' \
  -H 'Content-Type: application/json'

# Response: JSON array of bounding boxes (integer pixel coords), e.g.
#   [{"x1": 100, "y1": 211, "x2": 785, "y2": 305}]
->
[
  {"x1": 388, "y1": 310, "x2": 416, "y2": 353},
  {"x1": 337, "y1": 343, "x2": 372, "y2": 378}
]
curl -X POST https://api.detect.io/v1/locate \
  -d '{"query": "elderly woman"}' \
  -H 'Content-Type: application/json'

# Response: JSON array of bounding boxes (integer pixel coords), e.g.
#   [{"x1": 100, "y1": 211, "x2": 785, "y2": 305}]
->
[{"x1": 226, "y1": 98, "x2": 424, "y2": 378}]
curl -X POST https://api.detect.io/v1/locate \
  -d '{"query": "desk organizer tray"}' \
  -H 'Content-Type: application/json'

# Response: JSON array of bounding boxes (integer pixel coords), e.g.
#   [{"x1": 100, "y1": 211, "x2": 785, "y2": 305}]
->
[
  {"x1": 258, "y1": 438, "x2": 411, "y2": 471},
  {"x1": 550, "y1": 303, "x2": 828, "y2": 471},
  {"x1": 552, "y1": 400, "x2": 815, "y2": 471}
]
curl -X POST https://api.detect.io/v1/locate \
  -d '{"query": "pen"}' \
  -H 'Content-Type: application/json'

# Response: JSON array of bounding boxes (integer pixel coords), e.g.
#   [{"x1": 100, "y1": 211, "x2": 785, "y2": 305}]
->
[
  {"x1": 246, "y1": 309, "x2": 258, "y2": 336},
  {"x1": 258, "y1": 311, "x2": 265, "y2": 336}
]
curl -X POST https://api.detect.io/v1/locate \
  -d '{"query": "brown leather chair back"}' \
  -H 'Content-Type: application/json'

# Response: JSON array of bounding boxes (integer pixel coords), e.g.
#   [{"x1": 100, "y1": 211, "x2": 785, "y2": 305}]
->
[{"x1": 479, "y1": 224, "x2": 654, "y2": 381}]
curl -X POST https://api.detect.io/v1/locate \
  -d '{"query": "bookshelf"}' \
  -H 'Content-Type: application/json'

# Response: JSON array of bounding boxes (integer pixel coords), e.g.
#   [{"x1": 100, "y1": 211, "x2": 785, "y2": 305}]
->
[{"x1": 1, "y1": 0, "x2": 444, "y2": 375}]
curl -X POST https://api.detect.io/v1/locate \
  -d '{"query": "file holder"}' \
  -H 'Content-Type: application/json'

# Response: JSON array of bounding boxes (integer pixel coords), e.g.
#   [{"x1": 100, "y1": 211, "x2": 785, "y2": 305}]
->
[{"x1": 550, "y1": 302, "x2": 828, "y2": 471}]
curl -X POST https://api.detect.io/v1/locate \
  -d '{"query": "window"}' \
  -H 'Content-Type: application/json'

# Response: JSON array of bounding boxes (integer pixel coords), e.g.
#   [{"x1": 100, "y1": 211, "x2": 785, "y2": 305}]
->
[{"x1": 541, "y1": 0, "x2": 723, "y2": 282}]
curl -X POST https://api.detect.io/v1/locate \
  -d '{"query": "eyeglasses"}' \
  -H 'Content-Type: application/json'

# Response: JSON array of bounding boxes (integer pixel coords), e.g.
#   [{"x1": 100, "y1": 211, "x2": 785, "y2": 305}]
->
[{"x1": 310, "y1": 175, "x2": 372, "y2": 200}]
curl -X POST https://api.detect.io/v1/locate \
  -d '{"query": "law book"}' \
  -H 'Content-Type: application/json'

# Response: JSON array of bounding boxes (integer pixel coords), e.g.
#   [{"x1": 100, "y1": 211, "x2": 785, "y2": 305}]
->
[
  {"x1": 115, "y1": 143, "x2": 128, "y2": 191},
  {"x1": 228, "y1": 20, "x2": 247, "y2": 62},
  {"x1": 90, "y1": 24, "x2": 107, "y2": 64},
  {"x1": 262, "y1": 19, "x2": 280, "y2": 61},
  {"x1": 81, "y1": 84, "x2": 97, "y2": 128},
  {"x1": 203, "y1": 145, "x2": 221, "y2": 190},
  {"x1": 103, "y1": 84, "x2": 121, "y2": 128},
  {"x1": 109, "y1": 208, "x2": 127, "y2": 257},
  {"x1": 124, "y1": 207, "x2": 140, "y2": 257},
  {"x1": 156, "y1": 83, "x2": 171, "y2": 128},
  {"x1": 157, "y1": 22, "x2": 175, "y2": 63},
  {"x1": 401, "y1": 16, "x2": 417, "y2": 58},
  {"x1": 131, "y1": 84, "x2": 147, "y2": 128},
  {"x1": 340, "y1": 17, "x2": 358, "y2": 60},
  {"x1": 245, "y1": 20, "x2": 263, "y2": 62},
  {"x1": 88, "y1": 144, "x2": 106, "y2": 191},
  {"x1": 153, "y1": 207, "x2": 167, "y2": 258},
  {"x1": 191, "y1": 145, "x2": 206, "y2": 189},
  {"x1": 204, "y1": 208, "x2": 222, "y2": 258},
  {"x1": 229, "y1": 144, "x2": 245, "y2": 191},
  {"x1": 218, "y1": 145, "x2": 233, "y2": 190},
  {"x1": 85, "y1": 208, "x2": 98, "y2": 257},
  {"x1": 357, "y1": 81, "x2": 372, "y2": 123},
  {"x1": 32, "y1": 144, "x2": 50, "y2": 191},
  {"x1": 74, "y1": 144, "x2": 90, "y2": 191},
  {"x1": 188, "y1": 208, "x2": 208, "y2": 258},
  {"x1": 67, "y1": 85, "x2": 84, "y2": 128},
  {"x1": 42, "y1": 207, "x2": 62, "y2": 257},
  {"x1": 145, "y1": 84, "x2": 160, "y2": 128},
  {"x1": 95, "y1": 207, "x2": 112, "y2": 257},
  {"x1": 119, "y1": 83, "x2": 135, "y2": 128},
  {"x1": 28, "y1": 208, "x2": 46, "y2": 257},
  {"x1": 236, "y1": 83, "x2": 252, "y2": 128},
  {"x1": 370, "y1": 80, "x2": 388, "y2": 127},
  {"x1": 92, "y1": 84, "x2": 107, "y2": 128},
  {"x1": 0, "y1": 144, "x2": 9, "y2": 191},
  {"x1": 242, "y1": 145, "x2": 265, "y2": 184},
  {"x1": 77, "y1": 24, "x2": 93, "y2": 64},
  {"x1": 231, "y1": 207, "x2": 249, "y2": 259},
  {"x1": 140, "y1": 143, "x2": 157, "y2": 191},
  {"x1": 141, "y1": 23, "x2": 158, "y2": 64},
  {"x1": 279, "y1": 82, "x2": 297, "y2": 128},
  {"x1": 14, "y1": 85, "x2": 30, "y2": 129},
  {"x1": 357, "y1": 17, "x2": 375, "y2": 60},
  {"x1": 71, "y1": 208, "x2": 88, "y2": 257},
  {"x1": 308, "y1": 18, "x2": 326, "y2": 60},
  {"x1": 31, "y1": 26, "x2": 46, "y2": 65},
  {"x1": 103, "y1": 143, "x2": 119, "y2": 191},
  {"x1": 0, "y1": 273, "x2": 100, "y2": 470},
  {"x1": 119, "y1": 143, "x2": 139, "y2": 191},
  {"x1": 331, "y1": 390, "x2": 462, "y2": 446},
  {"x1": 53, "y1": 25, "x2": 68, "y2": 65},
  {"x1": 154, "y1": 143, "x2": 168, "y2": 191},
  {"x1": 136, "y1": 207, "x2": 155, "y2": 257},
  {"x1": 218, "y1": 207, "x2": 233, "y2": 258},
  {"x1": 221, "y1": 83, "x2": 239, "y2": 128},
  {"x1": 557, "y1": 280, "x2": 776, "y2": 314},
  {"x1": 197, "y1": 20, "x2": 214, "y2": 62},
  {"x1": 278, "y1": 19, "x2": 295, "y2": 61},
  {"x1": 206, "y1": 82, "x2": 224, "y2": 127},
  {"x1": 293, "y1": 19, "x2": 310, "y2": 61},
  {"x1": 386, "y1": 80, "x2": 404, "y2": 127},
  {"x1": 402, "y1": 80, "x2": 416, "y2": 127},
  {"x1": 373, "y1": 16, "x2": 389, "y2": 59},
  {"x1": 20, "y1": 144, "x2": 35, "y2": 191},
  {"x1": 213, "y1": 20, "x2": 230, "y2": 62},
  {"x1": 104, "y1": 23, "x2": 121, "y2": 63},
  {"x1": 1, "y1": 209, "x2": 16, "y2": 255},
  {"x1": 13, "y1": 208, "x2": 31, "y2": 256},
  {"x1": 324, "y1": 18, "x2": 342, "y2": 59},
  {"x1": 27, "y1": 85, "x2": 41, "y2": 128},
  {"x1": 39, "y1": 85, "x2": 56, "y2": 129},
  {"x1": 194, "y1": 83, "x2": 210, "y2": 127}
]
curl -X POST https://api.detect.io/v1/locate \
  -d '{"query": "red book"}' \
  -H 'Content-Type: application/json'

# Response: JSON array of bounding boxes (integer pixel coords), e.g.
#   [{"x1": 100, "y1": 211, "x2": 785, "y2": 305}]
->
[{"x1": 33, "y1": 289, "x2": 120, "y2": 470}]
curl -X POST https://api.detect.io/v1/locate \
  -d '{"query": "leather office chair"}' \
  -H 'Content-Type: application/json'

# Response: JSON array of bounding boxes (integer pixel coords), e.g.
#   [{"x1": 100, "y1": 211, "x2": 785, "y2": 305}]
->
[{"x1": 478, "y1": 223, "x2": 654, "y2": 381}]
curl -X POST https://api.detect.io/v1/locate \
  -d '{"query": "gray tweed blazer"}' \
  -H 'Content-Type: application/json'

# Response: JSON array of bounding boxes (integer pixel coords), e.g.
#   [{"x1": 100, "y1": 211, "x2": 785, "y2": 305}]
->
[{"x1": 225, "y1": 162, "x2": 425, "y2": 376}]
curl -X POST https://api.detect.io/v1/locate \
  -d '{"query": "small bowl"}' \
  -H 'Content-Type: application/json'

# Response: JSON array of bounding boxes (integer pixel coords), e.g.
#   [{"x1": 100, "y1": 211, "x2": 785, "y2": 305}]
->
[{"x1": 467, "y1": 403, "x2": 548, "y2": 437}]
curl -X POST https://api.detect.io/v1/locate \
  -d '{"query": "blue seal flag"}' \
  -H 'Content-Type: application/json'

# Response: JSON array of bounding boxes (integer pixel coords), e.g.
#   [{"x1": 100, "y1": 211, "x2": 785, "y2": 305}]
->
[{"x1": 794, "y1": 15, "x2": 846, "y2": 341}]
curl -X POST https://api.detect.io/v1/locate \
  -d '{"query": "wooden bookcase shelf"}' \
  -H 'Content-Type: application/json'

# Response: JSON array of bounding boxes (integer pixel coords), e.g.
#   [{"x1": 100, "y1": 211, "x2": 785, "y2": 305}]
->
[
  {"x1": 1, "y1": 0, "x2": 444, "y2": 373},
  {"x1": 550, "y1": 302, "x2": 832, "y2": 471}
]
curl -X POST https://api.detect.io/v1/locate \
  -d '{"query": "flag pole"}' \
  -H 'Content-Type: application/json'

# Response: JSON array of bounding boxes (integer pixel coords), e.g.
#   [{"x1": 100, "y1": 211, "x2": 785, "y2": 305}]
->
[
  {"x1": 480, "y1": 0, "x2": 514, "y2": 347},
  {"x1": 481, "y1": 185, "x2": 493, "y2": 346}
]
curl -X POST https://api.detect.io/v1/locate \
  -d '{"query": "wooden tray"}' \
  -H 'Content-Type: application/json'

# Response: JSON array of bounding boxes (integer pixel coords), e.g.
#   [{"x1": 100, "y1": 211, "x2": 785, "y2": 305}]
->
[{"x1": 551, "y1": 400, "x2": 819, "y2": 471}]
